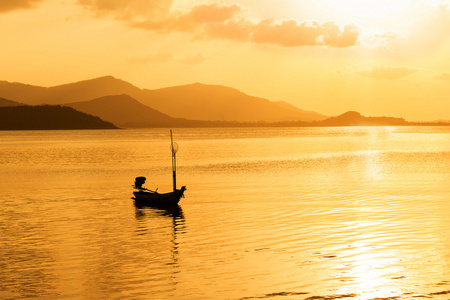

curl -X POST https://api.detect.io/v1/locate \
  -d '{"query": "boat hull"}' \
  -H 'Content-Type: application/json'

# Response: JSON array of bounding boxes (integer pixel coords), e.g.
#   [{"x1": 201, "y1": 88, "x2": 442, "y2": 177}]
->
[{"x1": 133, "y1": 186, "x2": 186, "y2": 206}]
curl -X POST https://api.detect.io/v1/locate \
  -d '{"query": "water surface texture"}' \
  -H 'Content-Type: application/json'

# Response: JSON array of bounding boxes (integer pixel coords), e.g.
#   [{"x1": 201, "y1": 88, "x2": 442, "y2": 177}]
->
[{"x1": 1, "y1": 127, "x2": 449, "y2": 299}]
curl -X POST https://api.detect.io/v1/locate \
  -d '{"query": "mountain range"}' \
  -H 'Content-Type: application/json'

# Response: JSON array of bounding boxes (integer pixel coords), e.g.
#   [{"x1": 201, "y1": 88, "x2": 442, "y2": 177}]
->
[
  {"x1": 0, "y1": 76, "x2": 326, "y2": 124},
  {"x1": 1, "y1": 76, "x2": 448, "y2": 129}
]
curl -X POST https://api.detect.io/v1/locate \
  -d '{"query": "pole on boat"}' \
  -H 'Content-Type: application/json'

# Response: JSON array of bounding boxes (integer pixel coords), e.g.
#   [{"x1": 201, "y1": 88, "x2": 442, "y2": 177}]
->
[{"x1": 170, "y1": 130, "x2": 177, "y2": 191}]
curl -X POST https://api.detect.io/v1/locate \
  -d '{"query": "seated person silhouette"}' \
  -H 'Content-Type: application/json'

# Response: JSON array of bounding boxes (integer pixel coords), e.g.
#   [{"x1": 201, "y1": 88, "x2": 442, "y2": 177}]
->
[{"x1": 134, "y1": 177, "x2": 158, "y2": 192}]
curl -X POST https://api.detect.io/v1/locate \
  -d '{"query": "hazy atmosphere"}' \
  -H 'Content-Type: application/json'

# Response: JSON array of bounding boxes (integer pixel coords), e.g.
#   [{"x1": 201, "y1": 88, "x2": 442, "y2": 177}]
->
[
  {"x1": 1, "y1": 2, "x2": 450, "y2": 300},
  {"x1": 2, "y1": 0, "x2": 450, "y2": 121}
]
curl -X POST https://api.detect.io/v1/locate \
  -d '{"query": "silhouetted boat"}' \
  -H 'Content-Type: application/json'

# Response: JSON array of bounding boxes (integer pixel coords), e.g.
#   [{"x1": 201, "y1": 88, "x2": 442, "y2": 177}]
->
[
  {"x1": 133, "y1": 186, "x2": 186, "y2": 206},
  {"x1": 132, "y1": 130, "x2": 186, "y2": 206}
]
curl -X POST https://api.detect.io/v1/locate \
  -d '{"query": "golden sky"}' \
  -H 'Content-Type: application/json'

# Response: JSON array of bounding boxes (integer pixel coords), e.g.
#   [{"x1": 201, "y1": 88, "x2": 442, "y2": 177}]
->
[{"x1": 1, "y1": 0, "x2": 450, "y2": 121}]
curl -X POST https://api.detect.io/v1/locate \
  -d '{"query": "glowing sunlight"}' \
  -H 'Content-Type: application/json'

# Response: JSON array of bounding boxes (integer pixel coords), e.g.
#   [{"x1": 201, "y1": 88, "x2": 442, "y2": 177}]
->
[{"x1": 322, "y1": 0, "x2": 417, "y2": 24}]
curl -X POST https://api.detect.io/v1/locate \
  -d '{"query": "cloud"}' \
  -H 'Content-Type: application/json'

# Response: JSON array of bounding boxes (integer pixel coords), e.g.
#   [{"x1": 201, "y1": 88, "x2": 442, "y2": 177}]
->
[
  {"x1": 76, "y1": 0, "x2": 173, "y2": 20},
  {"x1": 131, "y1": 3, "x2": 246, "y2": 33},
  {"x1": 0, "y1": 0, "x2": 44, "y2": 13},
  {"x1": 349, "y1": 3, "x2": 450, "y2": 50},
  {"x1": 252, "y1": 19, "x2": 359, "y2": 47},
  {"x1": 358, "y1": 28, "x2": 407, "y2": 48},
  {"x1": 201, "y1": 18, "x2": 253, "y2": 42},
  {"x1": 81, "y1": 2, "x2": 361, "y2": 48},
  {"x1": 357, "y1": 66, "x2": 418, "y2": 80},
  {"x1": 184, "y1": 3, "x2": 243, "y2": 24}
]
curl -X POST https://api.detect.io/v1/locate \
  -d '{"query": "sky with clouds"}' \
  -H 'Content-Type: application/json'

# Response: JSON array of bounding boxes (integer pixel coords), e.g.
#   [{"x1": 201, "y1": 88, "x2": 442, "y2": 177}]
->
[{"x1": 1, "y1": 0, "x2": 450, "y2": 120}]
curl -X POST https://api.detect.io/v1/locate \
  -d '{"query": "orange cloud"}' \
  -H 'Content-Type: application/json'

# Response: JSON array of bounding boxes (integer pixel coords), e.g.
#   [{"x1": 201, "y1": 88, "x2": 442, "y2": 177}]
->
[
  {"x1": 131, "y1": 4, "x2": 245, "y2": 32},
  {"x1": 252, "y1": 19, "x2": 359, "y2": 47},
  {"x1": 76, "y1": 0, "x2": 173, "y2": 19},
  {"x1": 0, "y1": 0, "x2": 44, "y2": 13},
  {"x1": 357, "y1": 66, "x2": 418, "y2": 80},
  {"x1": 79, "y1": 2, "x2": 360, "y2": 48},
  {"x1": 201, "y1": 18, "x2": 253, "y2": 41},
  {"x1": 130, "y1": 3, "x2": 360, "y2": 48},
  {"x1": 186, "y1": 3, "x2": 242, "y2": 24}
]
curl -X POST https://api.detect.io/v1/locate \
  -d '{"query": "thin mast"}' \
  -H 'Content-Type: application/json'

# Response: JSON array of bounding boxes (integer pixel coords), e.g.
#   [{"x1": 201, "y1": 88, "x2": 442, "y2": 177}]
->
[{"x1": 171, "y1": 130, "x2": 176, "y2": 191}]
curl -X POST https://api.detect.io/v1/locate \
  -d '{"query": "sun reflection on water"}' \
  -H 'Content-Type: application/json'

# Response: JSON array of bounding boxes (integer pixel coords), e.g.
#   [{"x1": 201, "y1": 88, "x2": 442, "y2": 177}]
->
[{"x1": 339, "y1": 243, "x2": 404, "y2": 299}]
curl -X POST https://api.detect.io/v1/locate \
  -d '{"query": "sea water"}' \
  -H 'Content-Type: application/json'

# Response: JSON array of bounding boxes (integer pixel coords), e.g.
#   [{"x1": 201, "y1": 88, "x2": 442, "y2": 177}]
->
[{"x1": 0, "y1": 127, "x2": 449, "y2": 299}]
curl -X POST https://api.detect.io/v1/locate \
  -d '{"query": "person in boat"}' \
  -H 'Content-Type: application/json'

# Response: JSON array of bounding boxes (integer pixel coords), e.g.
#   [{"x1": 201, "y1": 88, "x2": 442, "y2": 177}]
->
[{"x1": 133, "y1": 176, "x2": 158, "y2": 193}]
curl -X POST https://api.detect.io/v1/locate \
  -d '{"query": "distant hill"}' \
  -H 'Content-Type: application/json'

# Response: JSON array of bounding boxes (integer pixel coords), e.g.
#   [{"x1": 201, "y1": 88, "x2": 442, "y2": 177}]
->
[
  {"x1": 314, "y1": 111, "x2": 409, "y2": 126},
  {"x1": 0, "y1": 97, "x2": 23, "y2": 107},
  {"x1": 0, "y1": 82, "x2": 45, "y2": 104},
  {"x1": 0, "y1": 105, "x2": 118, "y2": 130},
  {"x1": 0, "y1": 76, "x2": 327, "y2": 122},
  {"x1": 272, "y1": 101, "x2": 324, "y2": 122},
  {"x1": 266, "y1": 111, "x2": 441, "y2": 127},
  {"x1": 66, "y1": 95, "x2": 182, "y2": 128},
  {"x1": 141, "y1": 83, "x2": 327, "y2": 122}
]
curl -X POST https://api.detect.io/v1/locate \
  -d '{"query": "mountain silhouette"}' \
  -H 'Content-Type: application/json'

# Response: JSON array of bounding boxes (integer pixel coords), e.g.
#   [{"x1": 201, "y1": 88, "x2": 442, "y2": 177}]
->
[
  {"x1": 0, "y1": 76, "x2": 326, "y2": 122},
  {"x1": 0, "y1": 76, "x2": 142, "y2": 105},
  {"x1": 0, "y1": 105, "x2": 118, "y2": 130},
  {"x1": 315, "y1": 111, "x2": 408, "y2": 126},
  {"x1": 66, "y1": 94, "x2": 180, "y2": 128},
  {"x1": 0, "y1": 82, "x2": 46, "y2": 104},
  {"x1": 2, "y1": 77, "x2": 444, "y2": 127},
  {"x1": 141, "y1": 82, "x2": 326, "y2": 122}
]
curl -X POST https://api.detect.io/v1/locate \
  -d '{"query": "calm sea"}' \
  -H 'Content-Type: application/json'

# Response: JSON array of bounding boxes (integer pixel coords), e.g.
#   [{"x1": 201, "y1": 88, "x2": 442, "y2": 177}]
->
[{"x1": 1, "y1": 127, "x2": 449, "y2": 300}]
